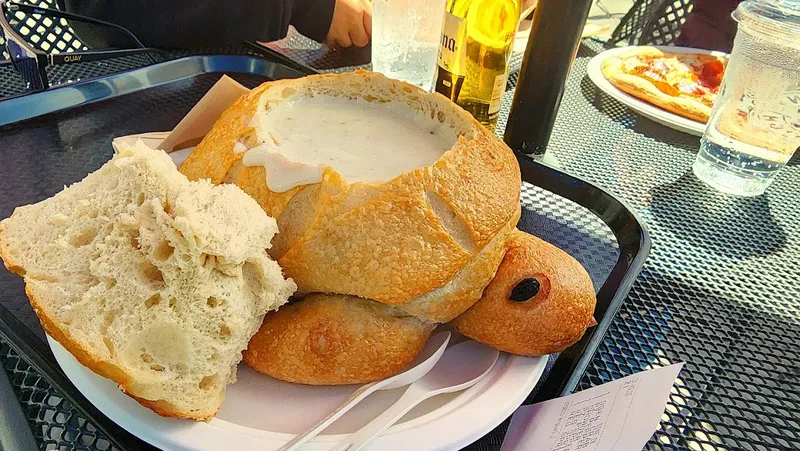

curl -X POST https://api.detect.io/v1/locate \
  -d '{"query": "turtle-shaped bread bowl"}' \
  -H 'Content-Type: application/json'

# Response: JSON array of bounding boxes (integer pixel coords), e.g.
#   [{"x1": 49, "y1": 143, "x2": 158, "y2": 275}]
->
[{"x1": 180, "y1": 71, "x2": 596, "y2": 385}]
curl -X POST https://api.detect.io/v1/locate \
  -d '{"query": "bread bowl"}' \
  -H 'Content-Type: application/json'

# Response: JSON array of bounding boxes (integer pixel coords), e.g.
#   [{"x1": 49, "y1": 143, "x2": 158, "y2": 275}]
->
[{"x1": 180, "y1": 70, "x2": 597, "y2": 385}]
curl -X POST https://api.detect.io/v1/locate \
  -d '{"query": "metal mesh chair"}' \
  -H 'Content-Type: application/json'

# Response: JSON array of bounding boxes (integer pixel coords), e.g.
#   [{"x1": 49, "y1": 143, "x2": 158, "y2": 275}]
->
[
  {"x1": 1, "y1": 25, "x2": 10, "y2": 60},
  {"x1": 610, "y1": 0, "x2": 694, "y2": 46},
  {"x1": 0, "y1": 22, "x2": 32, "y2": 99},
  {"x1": 6, "y1": 0, "x2": 87, "y2": 53},
  {"x1": 1, "y1": 0, "x2": 161, "y2": 89}
]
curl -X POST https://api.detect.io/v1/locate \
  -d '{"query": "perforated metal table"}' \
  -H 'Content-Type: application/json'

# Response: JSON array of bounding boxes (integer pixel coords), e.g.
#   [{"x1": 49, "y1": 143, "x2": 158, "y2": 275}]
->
[
  {"x1": 552, "y1": 43, "x2": 800, "y2": 451},
  {"x1": 1, "y1": 37, "x2": 799, "y2": 451}
]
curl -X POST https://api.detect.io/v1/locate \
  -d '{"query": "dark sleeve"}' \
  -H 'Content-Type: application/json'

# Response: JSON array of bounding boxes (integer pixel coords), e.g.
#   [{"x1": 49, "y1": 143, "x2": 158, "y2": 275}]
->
[
  {"x1": 61, "y1": 0, "x2": 331, "y2": 49},
  {"x1": 675, "y1": 0, "x2": 741, "y2": 53},
  {"x1": 289, "y1": 0, "x2": 336, "y2": 43}
]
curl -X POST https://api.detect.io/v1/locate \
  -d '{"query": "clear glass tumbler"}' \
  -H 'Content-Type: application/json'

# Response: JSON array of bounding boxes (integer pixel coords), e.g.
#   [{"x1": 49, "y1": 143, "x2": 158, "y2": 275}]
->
[
  {"x1": 372, "y1": 0, "x2": 447, "y2": 92},
  {"x1": 692, "y1": 0, "x2": 800, "y2": 196}
]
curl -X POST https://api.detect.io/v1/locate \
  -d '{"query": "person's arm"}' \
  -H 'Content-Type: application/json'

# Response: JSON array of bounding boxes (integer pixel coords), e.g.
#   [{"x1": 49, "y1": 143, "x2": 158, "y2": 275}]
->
[{"x1": 61, "y1": 0, "x2": 367, "y2": 49}]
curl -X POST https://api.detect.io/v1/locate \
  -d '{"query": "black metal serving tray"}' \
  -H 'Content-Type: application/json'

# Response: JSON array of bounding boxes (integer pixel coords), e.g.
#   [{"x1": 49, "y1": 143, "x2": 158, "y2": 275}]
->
[{"x1": 0, "y1": 56, "x2": 649, "y2": 450}]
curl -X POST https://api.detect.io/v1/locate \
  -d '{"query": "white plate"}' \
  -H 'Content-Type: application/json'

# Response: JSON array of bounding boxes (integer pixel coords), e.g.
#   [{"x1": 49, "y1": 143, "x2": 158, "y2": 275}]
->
[
  {"x1": 49, "y1": 335, "x2": 546, "y2": 451},
  {"x1": 587, "y1": 46, "x2": 728, "y2": 136},
  {"x1": 47, "y1": 148, "x2": 547, "y2": 451}
]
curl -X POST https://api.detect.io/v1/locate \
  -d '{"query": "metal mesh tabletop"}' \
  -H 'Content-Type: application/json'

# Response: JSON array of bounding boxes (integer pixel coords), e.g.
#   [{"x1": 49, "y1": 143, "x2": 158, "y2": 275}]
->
[
  {"x1": 1, "y1": 35, "x2": 799, "y2": 451},
  {"x1": 528, "y1": 41, "x2": 800, "y2": 451}
]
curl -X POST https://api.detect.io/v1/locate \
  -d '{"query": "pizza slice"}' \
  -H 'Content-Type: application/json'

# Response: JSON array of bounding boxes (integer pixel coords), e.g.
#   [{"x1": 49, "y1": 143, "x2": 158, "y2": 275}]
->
[{"x1": 601, "y1": 46, "x2": 727, "y2": 123}]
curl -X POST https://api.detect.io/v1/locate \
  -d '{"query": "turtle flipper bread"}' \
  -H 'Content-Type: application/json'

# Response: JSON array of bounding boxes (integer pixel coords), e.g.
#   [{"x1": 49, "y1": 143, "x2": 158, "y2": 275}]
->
[
  {"x1": 180, "y1": 71, "x2": 597, "y2": 385},
  {"x1": 243, "y1": 294, "x2": 436, "y2": 385},
  {"x1": 0, "y1": 141, "x2": 296, "y2": 419}
]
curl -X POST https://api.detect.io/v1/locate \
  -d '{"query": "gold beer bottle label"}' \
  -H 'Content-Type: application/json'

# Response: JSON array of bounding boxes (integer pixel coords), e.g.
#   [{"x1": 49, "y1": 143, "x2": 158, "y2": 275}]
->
[
  {"x1": 435, "y1": 11, "x2": 467, "y2": 101},
  {"x1": 435, "y1": 0, "x2": 520, "y2": 128}
]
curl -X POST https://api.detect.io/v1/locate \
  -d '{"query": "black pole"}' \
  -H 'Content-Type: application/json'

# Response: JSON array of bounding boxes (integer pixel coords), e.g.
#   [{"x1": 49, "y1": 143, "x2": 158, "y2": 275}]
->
[{"x1": 504, "y1": 0, "x2": 594, "y2": 156}]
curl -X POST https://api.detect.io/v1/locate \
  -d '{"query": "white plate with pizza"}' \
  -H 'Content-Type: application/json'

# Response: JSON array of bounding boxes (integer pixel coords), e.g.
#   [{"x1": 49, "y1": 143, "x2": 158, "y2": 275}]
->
[{"x1": 587, "y1": 45, "x2": 729, "y2": 136}]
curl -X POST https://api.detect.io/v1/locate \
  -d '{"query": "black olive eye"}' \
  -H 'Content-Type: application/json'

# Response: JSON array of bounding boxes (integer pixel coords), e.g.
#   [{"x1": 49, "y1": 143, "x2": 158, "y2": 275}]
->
[{"x1": 509, "y1": 278, "x2": 540, "y2": 302}]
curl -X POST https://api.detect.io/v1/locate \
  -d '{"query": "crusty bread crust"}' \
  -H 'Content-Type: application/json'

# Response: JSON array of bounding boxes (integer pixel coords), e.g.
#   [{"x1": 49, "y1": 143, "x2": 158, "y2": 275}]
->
[
  {"x1": 397, "y1": 211, "x2": 517, "y2": 322},
  {"x1": 125, "y1": 394, "x2": 218, "y2": 421},
  {"x1": 243, "y1": 294, "x2": 436, "y2": 385},
  {"x1": 601, "y1": 47, "x2": 723, "y2": 123},
  {"x1": 180, "y1": 71, "x2": 521, "y2": 305},
  {"x1": 451, "y1": 230, "x2": 596, "y2": 356}
]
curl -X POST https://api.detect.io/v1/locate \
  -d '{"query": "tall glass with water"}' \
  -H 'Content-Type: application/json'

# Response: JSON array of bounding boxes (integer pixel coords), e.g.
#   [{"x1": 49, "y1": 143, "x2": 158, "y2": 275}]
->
[
  {"x1": 692, "y1": 0, "x2": 800, "y2": 196},
  {"x1": 372, "y1": 0, "x2": 447, "y2": 92}
]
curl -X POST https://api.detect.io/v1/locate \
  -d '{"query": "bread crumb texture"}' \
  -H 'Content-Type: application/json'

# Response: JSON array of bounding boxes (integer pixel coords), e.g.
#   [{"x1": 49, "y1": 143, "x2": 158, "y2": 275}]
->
[{"x1": 0, "y1": 140, "x2": 295, "y2": 420}]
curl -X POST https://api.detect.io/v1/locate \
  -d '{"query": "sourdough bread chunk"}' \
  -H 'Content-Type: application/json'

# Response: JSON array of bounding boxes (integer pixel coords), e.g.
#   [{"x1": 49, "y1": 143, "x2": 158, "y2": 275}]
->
[{"x1": 0, "y1": 141, "x2": 295, "y2": 420}]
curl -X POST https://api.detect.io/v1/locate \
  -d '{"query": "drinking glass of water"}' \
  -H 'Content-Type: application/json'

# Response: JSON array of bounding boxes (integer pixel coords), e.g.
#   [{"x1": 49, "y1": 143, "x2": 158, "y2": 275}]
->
[
  {"x1": 692, "y1": 0, "x2": 800, "y2": 196},
  {"x1": 372, "y1": 0, "x2": 447, "y2": 92}
]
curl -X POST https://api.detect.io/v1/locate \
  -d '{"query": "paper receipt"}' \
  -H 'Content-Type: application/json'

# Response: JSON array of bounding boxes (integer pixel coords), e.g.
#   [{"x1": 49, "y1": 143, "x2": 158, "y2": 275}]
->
[{"x1": 501, "y1": 363, "x2": 684, "y2": 451}]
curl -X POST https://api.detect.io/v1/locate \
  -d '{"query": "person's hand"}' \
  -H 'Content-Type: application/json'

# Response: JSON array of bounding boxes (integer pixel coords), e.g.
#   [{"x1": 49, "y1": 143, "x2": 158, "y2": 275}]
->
[{"x1": 325, "y1": 0, "x2": 372, "y2": 48}]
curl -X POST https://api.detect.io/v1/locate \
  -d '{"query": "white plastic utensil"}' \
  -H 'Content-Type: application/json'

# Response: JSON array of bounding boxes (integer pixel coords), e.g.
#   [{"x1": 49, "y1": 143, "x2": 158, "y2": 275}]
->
[
  {"x1": 328, "y1": 340, "x2": 500, "y2": 451},
  {"x1": 278, "y1": 331, "x2": 451, "y2": 451}
]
